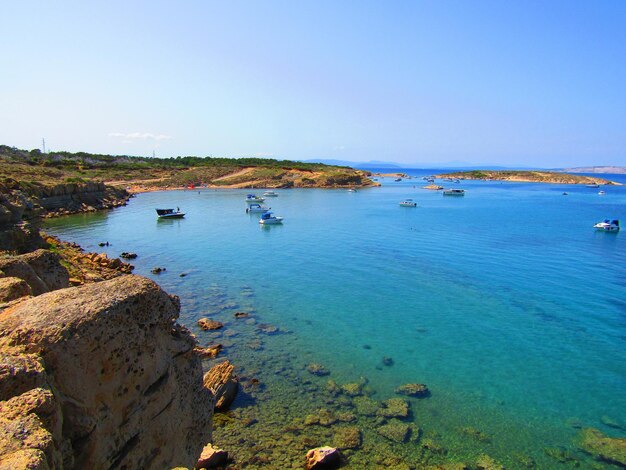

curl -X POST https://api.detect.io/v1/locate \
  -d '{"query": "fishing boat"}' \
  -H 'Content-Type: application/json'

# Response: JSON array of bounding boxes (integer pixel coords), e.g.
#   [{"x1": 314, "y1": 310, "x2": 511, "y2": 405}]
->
[
  {"x1": 259, "y1": 211, "x2": 283, "y2": 225},
  {"x1": 156, "y1": 208, "x2": 185, "y2": 219},
  {"x1": 246, "y1": 203, "x2": 270, "y2": 213},
  {"x1": 593, "y1": 219, "x2": 620, "y2": 232},
  {"x1": 246, "y1": 194, "x2": 265, "y2": 204},
  {"x1": 263, "y1": 191, "x2": 278, "y2": 197},
  {"x1": 399, "y1": 199, "x2": 417, "y2": 207},
  {"x1": 443, "y1": 189, "x2": 465, "y2": 196}
]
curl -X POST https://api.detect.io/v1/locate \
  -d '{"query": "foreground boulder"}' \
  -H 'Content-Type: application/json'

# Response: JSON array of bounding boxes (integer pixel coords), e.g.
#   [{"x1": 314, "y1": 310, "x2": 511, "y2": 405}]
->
[
  {"x1": 196, "y1": 443, "x2": 228, "y2": 469},
  {"x1": 0, "y1": 275, "x2": 213, "y2": 469},
  {"x1": 203, "y1": 360, "x2": 238, "y2": 411},
  {"x1": 305, "y1": 446, "x2": 340, "y2": 469}
]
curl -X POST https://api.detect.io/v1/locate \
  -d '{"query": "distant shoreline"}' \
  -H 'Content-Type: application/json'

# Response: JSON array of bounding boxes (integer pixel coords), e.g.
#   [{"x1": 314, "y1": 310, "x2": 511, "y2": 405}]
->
[{"x1": 436, "y1": 170, "x2": 622, "y2": 185}]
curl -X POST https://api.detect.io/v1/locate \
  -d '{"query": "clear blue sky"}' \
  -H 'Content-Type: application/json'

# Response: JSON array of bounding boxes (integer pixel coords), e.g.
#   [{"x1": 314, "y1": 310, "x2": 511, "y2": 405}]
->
[{"x1": 1, "y1": 1, "x2": 625, "y2": 167}]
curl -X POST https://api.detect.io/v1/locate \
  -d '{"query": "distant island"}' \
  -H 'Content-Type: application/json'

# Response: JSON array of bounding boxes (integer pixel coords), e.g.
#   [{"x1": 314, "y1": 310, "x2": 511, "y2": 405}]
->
[
  {"x1": 0, "y1": 145, "x2": 377, "y2": 191},
  {"x1": 436, "y1": 170, "x2": 621, "y2": 185},
  {"x1": 560, "y1": 166, "x2": 626, "y2": 174}
]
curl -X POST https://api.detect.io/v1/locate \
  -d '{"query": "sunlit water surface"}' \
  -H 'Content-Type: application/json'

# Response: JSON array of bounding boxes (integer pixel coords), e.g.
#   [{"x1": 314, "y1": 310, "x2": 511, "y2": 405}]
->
[{"x1": 44, "y1": 171, "x2": 626, "y2": 468}]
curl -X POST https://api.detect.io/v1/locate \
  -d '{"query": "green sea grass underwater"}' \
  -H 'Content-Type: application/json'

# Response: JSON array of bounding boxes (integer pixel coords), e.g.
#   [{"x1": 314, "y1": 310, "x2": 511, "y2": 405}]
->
[{"x1": 45, "y1": 172, "x2": 626, "y2": 468}]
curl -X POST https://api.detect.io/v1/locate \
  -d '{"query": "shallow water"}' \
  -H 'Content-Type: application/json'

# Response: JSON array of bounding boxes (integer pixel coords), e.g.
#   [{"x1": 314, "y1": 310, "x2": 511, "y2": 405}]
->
[{"x1": 44, "y1": 172, "x2": 626, "y2": 468}]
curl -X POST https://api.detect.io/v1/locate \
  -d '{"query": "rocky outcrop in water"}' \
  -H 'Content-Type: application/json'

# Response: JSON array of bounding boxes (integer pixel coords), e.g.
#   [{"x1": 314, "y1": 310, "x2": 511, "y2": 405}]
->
[
  {"x1": 0, "y1": 275, "x2": 213, "y2": 469},
  {"x1": 203, "y1": 360, "x2": 238, "y2": 411}
]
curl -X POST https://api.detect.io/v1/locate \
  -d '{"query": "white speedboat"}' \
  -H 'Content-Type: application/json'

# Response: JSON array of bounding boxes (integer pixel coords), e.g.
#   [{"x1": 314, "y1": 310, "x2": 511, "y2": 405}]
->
[
  {"x1": 443, "y1": 189, "x2": 465, "y2": 196},
  {"x1": 246, "y1": 194, "x2": 265, "y2": 204},
  {"x1": 399, "y1": 199, "x2": 417, "y2": 207},
  {"x1": 246, "y1": 203, "x2": 270, "y2": 213},
  {"x1": 263, "y1": 191, "x2": 278, "y2": 197},
  {"x1": 259, "y1": 211, "x2": 283, "y2": 225},
  {"x1": 156, "y1": 208, "x2": 185, "y2": 219},
  {"x1": 594, "y1": 219, "x2": 620, "y2": 232},
  {"x1": 347, "y1": 188, "x2": 357, "y2": 192}
]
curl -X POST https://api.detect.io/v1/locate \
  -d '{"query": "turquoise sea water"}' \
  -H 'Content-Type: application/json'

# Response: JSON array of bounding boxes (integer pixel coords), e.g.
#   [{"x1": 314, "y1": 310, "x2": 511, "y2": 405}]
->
[{"x1": 44, "y1": 172, "x2": 626, "y2": 468}]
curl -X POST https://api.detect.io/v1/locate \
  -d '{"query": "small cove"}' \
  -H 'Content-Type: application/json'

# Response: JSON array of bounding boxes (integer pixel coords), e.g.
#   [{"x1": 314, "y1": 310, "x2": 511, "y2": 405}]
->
[{"x1": 44, "y1": 172, "x2": 626, "y2": 468}]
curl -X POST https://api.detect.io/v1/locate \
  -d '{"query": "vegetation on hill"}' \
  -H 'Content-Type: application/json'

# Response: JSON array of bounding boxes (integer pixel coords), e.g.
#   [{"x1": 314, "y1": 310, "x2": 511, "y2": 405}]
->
[
  {"x1": 437, "y1": 170, "x2": 619, "y2": 185},
  {"x1": 0, "y1": 145, "x2": 375, "y2": 189}
]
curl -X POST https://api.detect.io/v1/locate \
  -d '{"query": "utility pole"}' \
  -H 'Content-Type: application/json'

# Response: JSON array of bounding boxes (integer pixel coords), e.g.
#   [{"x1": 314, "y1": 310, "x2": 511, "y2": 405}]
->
[{"x1": 42, "y1": 138, "x2": 46, "y2": 154}]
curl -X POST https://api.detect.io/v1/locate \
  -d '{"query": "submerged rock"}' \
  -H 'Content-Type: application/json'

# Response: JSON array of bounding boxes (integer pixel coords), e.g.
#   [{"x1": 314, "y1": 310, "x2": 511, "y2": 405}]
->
[
  {"x1": 377, "y1": 420, "x2": 412, "y2": 443},
  {"x1": 578, "y1": 427, "x2": 626, "y2": 466},
  {"x1": 382, "y1": 356, "x2": 394, "y2": 366},
  {"x1": 476, "y1": 454, "x2": 504, "y2": 470},
  {"x1": 333, "y1": 426, "x2": 362, "y2": 449},
  {"x1": 395, "y1": 383, "x2": 430, "y2": 398},
  {"x1": 305, "y1": 446, "x2": 340, "y2": 469},
  {"x1": 203, "y1": 360, "x2": 238, "y2": 411},
  {"x1": 119, "y1": 252, "x2": 137, "y2": 259},
  {"x1": 234, "y1": 311, "x2": 250, "y2": 318},
  {"x1": 353, "y1": 396, "x2": 380, "y2": 416},
  {"x1": 198, "y1": 318, "x2": 224, "y2": 331},
  {"x1": 377, "y1": 398, "x2": 410, "y2": 419},
  {"x1": 307, "y1": 363, "x2": 330, "y2": 376}
]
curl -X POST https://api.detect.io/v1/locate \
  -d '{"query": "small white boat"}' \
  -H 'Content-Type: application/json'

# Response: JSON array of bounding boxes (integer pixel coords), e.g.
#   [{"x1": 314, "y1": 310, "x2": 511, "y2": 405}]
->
[
  {"x1": 246, "y1": 203, "x2": 270, "y2": 213},
  {"x1": 594, "y1": 219, "x2": 620, "y2": 232},
  {"x1": 399, "y1": 199, "x2": 417, "y2": 207},
  {"x1": 259, "y1": 211, "x2": 283, "y2": 225},
  {"x1": 263, "y1": 191, "x2": 278, "y2": 197},
  {"x1": 156, "y1": 208, "x2": 185, "y2": 219},
  {"x1": 246, "y1": 194, "x2": 265, "y2": 204},
  {"x1": 598, "y1": 191, "x2": 606, "y2": 195},
  {"x1": 443, "y1": 189, "x2": 465, "y2": 196},
  {"x1": 347, "y1": 188, "x2": 357, "y2": 192},
  {"x1": 586, "y1": 184, "x2": 600, "y2": 188}
]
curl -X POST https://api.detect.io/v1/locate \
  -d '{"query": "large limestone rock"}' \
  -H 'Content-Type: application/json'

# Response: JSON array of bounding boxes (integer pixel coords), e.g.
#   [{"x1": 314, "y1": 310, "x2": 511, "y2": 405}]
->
[{"x1": 0, "y1": 275, "x2": 212, "y2": 469}]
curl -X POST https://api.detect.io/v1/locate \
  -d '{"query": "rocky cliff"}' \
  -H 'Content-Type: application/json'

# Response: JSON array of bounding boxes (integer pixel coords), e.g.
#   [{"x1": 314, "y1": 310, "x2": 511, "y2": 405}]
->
[
  {"x1": 0, "y1": 179, "x2": 130, "y2": 224},
  {"x1": 0, "y1": 275, "x2": 213, "y2": 469}
]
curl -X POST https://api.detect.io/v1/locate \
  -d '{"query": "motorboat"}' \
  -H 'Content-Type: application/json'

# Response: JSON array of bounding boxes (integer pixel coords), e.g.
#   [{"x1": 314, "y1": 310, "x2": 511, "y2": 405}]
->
[
  {"x1": 246, "y1": 203, "x2": 270, "y2": 213},
  {"x1": 347, "y1": 188, "x2": 357, "y2": 192},
  {"x1": 598, "y1": 191, "x2": 606, "y2": 195},
  {"x1": 562, "y1": 192, "x2": 568, "y2": 196},
  {"x1": 259, "y1": 211, "x2": 283, "y2": 225},
  {"x1": 594, "y1": 219, "x2": 620, "y2": 232},
  {"x1": 586, "y1": 184, "x2": 600, "y2": 188},
  {"x1": 443, "y1": 189, "x2": 465, "y2": 196},
  {"x1": 246, "y1": 194, "x2": 265, "y2": 204},
  {"x1": 263, "y1": 191, "x2": 278, "y2": 197},
  {"x1": 399, "y1": 199, "x2": 417, "y2": 207},
  {"x1": 394, "y1": 178, "x2": 402, "y2": 182},
  {"x1": 156, "y1": 208, "x2": 185, "y2": 219}
]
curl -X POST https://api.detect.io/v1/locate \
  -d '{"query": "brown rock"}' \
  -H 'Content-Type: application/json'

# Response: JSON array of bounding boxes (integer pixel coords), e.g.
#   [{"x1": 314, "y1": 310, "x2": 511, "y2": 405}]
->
[
  {"x1": 0, "y1": 277, "x2": 31, "y2": 303},
  {"x1": 203, "y1": 360, "x2": 238, "y2": 411},
  {"x1": 305, "y1": 446, "x2": 340, "y2": 469},
  {"x1": 196, "y1": 443, "x2": 228, "y2": 469},
  {"x1": 198, "y1": 318, "x2": 224, "y2": 331},
  {"x1": 194, "y1": 344, "x2": 223, "y2": 359}
]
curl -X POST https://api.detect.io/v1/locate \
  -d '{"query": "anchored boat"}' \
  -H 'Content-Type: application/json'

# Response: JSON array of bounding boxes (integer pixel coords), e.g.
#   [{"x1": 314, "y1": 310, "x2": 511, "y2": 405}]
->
[
  {"x1": 156, "y1": 208, "x2": 185, "y2": 219},
  {"x1": 399, "y1": 199, "x2": 417, "y2": 207},
  {"x1": 246, "y1": 203, "x2": 270, "y2": 213},
  {"x1": 443, "y1": 189, "x2": 465, "y2": 196},
  {"x1": 259, "y1": 211, "x2": 283, "y2": 225},
  {"x1": 246, "y1": 194, "x2": 265, "y2": 204},
  {"x1": 594, "y1": 219, "x2": 620, "y2": 232}
]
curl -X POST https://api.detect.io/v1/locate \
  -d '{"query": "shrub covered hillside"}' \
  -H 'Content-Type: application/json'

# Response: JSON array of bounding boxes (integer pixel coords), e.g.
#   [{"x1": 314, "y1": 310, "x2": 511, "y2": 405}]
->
[{"x1": 0, "y1": 145, "x2": 377, "y2": 189}]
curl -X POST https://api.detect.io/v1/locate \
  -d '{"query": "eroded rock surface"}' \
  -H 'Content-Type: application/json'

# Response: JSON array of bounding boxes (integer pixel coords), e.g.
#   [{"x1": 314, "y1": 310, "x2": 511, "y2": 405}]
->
[{"x1": 0, "y1": 275, "x2": 212, "y2": 469}]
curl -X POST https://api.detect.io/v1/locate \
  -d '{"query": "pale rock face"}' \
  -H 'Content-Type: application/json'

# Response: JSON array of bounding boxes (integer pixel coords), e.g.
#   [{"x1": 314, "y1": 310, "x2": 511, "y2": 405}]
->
[
  {"x1": 0, "y1": 277, "x2": 31, "y2": 303},
  {"x1": 0, "y1": 275, "x2": 213, "y2": 469}
]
